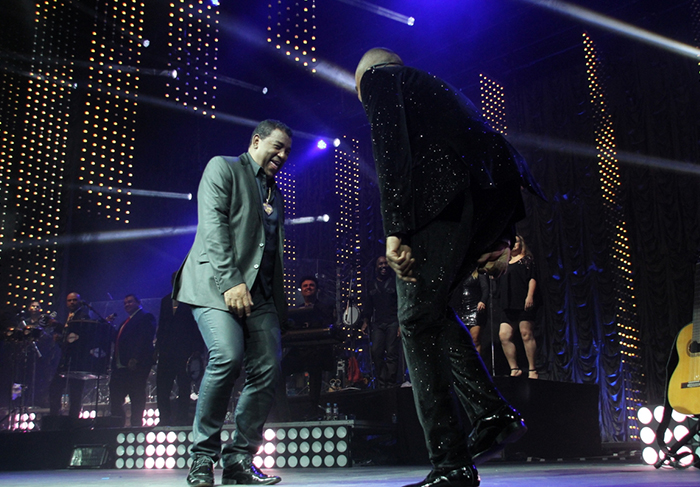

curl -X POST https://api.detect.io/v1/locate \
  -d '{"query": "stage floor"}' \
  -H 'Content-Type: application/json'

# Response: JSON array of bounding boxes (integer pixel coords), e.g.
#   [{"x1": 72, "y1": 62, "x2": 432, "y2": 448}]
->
[{"x1": 0, "y1": 463, "x2": 697, "y2": 487}]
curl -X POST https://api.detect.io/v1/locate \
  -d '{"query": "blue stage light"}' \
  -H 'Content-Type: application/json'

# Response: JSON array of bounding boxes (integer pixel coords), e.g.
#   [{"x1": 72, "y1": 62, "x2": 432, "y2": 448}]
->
[{"x1": 317, "y1": 140, "x2": 328, "y2": 150}]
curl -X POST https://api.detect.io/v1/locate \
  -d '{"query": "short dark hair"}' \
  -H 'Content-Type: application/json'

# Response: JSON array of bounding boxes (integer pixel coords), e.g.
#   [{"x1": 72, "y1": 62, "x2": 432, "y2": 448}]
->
[
  {"x1": 298, "y1": 275, "x2": 318, "y2": 288},
  {"x1": 250, "y1": 119, "x2": 293, "y2": 146},
  {"x1": 124, "y1": 294, "x2": 140, "y2": 303}
]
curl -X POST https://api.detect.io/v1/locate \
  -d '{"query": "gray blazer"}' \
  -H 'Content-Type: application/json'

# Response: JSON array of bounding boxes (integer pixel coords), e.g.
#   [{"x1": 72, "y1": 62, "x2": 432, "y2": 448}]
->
[{"x1": 173, "y1": 153, "x2": 287, "y2": 322}]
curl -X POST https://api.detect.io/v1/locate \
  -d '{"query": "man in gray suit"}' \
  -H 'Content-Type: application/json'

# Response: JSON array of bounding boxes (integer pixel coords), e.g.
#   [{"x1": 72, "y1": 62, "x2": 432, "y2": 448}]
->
[{"x1": 174, "y1": 120, "x2": 292, "y2": 486}]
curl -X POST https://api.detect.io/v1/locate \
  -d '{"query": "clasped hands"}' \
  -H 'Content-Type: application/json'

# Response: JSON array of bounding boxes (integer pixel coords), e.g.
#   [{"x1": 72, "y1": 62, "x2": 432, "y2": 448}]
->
[{"x1": 386, "y1": 235, "x2": 512, "y2": 283}]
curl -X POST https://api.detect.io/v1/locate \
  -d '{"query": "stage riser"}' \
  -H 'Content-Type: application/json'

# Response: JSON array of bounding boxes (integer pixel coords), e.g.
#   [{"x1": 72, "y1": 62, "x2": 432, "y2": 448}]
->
[{"x1": 0, "y1": 378, "x2": 602, "y2": 470}]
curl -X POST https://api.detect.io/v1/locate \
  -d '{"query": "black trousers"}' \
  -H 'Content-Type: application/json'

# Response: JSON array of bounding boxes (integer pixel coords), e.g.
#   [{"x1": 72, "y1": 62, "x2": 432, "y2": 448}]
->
[
  {"x1": 398, "y1": 183, "x2": 524, "y2": 470},
  {"x1": 370, "y1": 321, "x2": 400, "y2": 387},
  {"x1": 109, "y1": 366, "x2": 151, "y2": 427},
  {"x1": 156, "y1": 356, "x2": 192, "y2": 426}
]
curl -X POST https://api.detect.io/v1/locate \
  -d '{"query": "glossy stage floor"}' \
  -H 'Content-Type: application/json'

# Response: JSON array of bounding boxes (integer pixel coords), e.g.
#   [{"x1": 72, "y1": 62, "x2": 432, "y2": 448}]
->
[{"x1": 0, "y1": 463, "x2": 698, "y2": 487}]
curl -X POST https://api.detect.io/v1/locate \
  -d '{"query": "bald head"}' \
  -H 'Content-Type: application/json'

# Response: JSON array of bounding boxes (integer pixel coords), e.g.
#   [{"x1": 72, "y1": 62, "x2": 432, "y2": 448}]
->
[{"x1": 354, "y1": 48, "x2": 404, "y2": 102}]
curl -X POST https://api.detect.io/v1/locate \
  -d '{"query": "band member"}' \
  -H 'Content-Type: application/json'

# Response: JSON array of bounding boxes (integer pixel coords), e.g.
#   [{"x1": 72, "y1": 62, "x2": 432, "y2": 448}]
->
[
  {"x1": 109, "y1": 294, "x2": 156, "y2": 427},
  {"x1": 47, "y1": 292, "x2": 97, "y2": 418},
  {"x1": 361, "y1": 256, "x2": 400, "y2": 388},
  {"x1": 174, "y1": 120, "x2": 292, "y2": 486}
]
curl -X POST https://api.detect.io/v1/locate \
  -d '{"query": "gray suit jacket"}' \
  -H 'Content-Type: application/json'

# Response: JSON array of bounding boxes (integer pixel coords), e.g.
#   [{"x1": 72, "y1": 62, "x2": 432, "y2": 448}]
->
[{"x1": 173, "y1": 153, "x2": 287, "y2": 322}]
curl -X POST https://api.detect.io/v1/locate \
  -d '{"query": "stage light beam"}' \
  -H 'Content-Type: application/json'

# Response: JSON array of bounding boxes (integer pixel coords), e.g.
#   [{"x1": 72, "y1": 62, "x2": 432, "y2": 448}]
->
[
  {"x1": 520, "y1": 0, "x2": 700, "y2": 59},
  {"x1": 334, "y1": 0, "x2": 415, "y2": 26}
]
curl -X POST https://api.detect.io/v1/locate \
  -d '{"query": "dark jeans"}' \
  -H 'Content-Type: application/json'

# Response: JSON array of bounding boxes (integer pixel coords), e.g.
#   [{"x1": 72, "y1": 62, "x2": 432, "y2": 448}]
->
[
  {"x1": 398, "y1": 184, "x2": 523, "y2": 470},
  {"x1": 109, "y1": 366, "x2": 151, "y2": 427},
  {"x1": 370, "y1": 321, "x2": 400, "y2": 387},
  {"x1": 156, "y1": 356, "x2": 192, "y2": 426},
  {"x1": 191, "y1": 292, "x2": 281, "y2": 466}
]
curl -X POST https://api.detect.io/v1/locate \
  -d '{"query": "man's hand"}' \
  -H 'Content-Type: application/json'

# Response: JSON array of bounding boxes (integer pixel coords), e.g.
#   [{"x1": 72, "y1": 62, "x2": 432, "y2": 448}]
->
[
  {"x1": 386, "y1": 235, "x2": 416, "y2": 283},
  {"x1": 224, "y1": 283, "x2": 253, "y2": 318},
  {"x1": 128, "y1": 358, "x2": 138, "y2": 372},
  {"x1": 476, "y1": 241, "x2": 511, "y2": 279}
]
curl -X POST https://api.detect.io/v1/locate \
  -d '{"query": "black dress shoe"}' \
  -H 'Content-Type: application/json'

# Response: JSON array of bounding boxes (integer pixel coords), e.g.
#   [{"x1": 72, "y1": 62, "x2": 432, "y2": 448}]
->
[
  {"x1": 403, "y1": 465, "x2": 480, "y2": 487},
  {"x1": 468, "y1": 404, "x2": 527, "y2": 464},
  {"x1": 187, "y1": 455, "x2": 214, "y2": 487},
  {"x1": 222, "y1": 458, "x2": 281, "y2": 485}
]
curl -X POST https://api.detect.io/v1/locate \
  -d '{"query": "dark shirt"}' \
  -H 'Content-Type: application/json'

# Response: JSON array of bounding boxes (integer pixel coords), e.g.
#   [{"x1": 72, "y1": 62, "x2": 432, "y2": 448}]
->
[
  {"x1": 499, "y1": 255, "x2": 536, "y2": 311},
  {"x1": 251, "y1": 162, "x2": 279, "y2": 298},
  {"x1": 363, "y1": 277, "x2": 398, "y2": 325}
]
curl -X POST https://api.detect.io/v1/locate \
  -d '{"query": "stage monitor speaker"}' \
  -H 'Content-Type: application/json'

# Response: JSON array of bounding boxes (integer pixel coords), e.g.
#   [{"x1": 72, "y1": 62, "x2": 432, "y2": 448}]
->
[{"x1": 68, "y1": 444, "x2": 111, "y2": 468}]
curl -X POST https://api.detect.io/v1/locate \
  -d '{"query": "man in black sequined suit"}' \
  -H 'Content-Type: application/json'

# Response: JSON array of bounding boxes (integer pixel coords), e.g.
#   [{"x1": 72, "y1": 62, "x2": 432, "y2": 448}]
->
[{"x1": 355, "y1": 48, "x2": 544, "y2": 487}]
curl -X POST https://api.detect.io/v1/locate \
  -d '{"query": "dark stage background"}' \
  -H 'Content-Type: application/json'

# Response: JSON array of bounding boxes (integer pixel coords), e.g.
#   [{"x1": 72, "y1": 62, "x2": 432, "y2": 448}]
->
[{"x1": 2, "y1": 0, "x2": 700, "y2": 444}]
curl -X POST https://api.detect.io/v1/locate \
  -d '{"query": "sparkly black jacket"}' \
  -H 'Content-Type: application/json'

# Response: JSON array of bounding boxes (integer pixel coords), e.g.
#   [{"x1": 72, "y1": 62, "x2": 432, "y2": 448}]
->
[{"x1": 360, "y1": 64, "x2": 542, "y2": 237}]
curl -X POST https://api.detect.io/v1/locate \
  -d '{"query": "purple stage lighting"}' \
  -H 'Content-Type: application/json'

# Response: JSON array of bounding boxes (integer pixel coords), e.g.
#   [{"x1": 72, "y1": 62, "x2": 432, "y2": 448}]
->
[{"x1": 317, "y1": 140, "x2": 328, "y2": 150}]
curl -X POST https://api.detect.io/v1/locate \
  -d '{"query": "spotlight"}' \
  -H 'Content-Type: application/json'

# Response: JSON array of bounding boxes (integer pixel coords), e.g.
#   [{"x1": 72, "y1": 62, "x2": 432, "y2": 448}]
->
[
  {"x1": 333, "y1": 138, "x2": 341, "y2": 148},
  {"x1": 407, "y1": 17, "x2": 415, "y2": 26},
  {"x1": 142, "y1": 39, "x2": 150, "y2": 48},
  {"x1": 211, "y1": 0, "x2": 220, "y2": 5},
  {"x1": 317, "y1": 140, "x2": 328, "y2": 150},
  {"x1": 170, "y1": 70, "x2": 178, "y2": 79},
  {"x1": 262, "y1": 87, "x2": 268, "y2": 95}
]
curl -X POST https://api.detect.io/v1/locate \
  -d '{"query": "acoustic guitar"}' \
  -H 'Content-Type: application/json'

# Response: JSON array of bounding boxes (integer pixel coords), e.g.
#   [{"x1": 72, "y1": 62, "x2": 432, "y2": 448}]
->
[{"x1": 668, "y1": 261, "x2": 700, "y2": 415}]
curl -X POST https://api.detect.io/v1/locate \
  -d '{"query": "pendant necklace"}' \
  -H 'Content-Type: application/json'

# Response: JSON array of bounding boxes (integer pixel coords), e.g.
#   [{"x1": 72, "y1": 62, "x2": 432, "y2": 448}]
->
[{"x1": 263, "y1": 187, "x2": 273, "y2": 215}]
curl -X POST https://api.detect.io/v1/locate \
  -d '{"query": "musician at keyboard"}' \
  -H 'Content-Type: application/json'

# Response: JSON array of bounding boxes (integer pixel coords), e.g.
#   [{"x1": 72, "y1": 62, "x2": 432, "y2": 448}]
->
[{"x1": 274, "y1": 276, "x2": 336, "y2": 420}]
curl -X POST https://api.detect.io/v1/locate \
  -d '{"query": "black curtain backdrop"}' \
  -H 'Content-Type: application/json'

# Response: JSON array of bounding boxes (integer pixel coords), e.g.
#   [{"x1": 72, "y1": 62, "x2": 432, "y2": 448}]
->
[{"x1": 507, "y1": 33, "x2": 700, "y2": 441}]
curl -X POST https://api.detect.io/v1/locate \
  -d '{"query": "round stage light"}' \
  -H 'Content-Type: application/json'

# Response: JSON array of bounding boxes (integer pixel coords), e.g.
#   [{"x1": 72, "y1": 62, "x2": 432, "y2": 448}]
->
[
  {"x1": 144, "y1": 457, "x2": 155, "y2": 469},
  {"x1": 166, "y1": 457, "x2": 176, "y2": 469},
  {"x1": 253, "y1": 456, "x2": 263, "y2": 468},
  {"x1": 277, "y1": 429, "x2": 287, "y2": 441},
  {"x1": 264, "y1": 428, "x2": 276, "y2": 441},
  {"x1": 155, "y1": 457, "x2": 165, "y2": 469},
  {"x1": 637, "y1": 406, "x2": 653, "y2": 425},
  {"x1": 333, "y1": 138, "x2": 341, "y2": 147},
  {"x1": 640, "y1": 426, "x2": 656, "y2": 445},
  {"x1": 641, "y1": 446, "x2": 659, "y2": 465},
  {"x1": 264, "y1": 442, "x2": 276, "y2": 455},
  {"x1": 276, "y1": 456, "x2": 286, "y2": 468},
  {"x1": 264, "y1": 456, "x2": 275, "y2": 469},
  {"x1": 676, "y1": 446, "x2": 694, "y2": 467},
  {"x1": 671, "y1": 409, "x2": 688, "y2": 423},
  {"x1": 653, "y1": 405, "x2": 665, "y2": 423},
  {"x1": 673, "y1": 424, "x2": 690, "y2": 441},
  {"x1": 317, "y1": 140, "x2": 327, "y2": 150},
  {"x1": 324, "y1": 455, "x2": 335, "y2": 467}
]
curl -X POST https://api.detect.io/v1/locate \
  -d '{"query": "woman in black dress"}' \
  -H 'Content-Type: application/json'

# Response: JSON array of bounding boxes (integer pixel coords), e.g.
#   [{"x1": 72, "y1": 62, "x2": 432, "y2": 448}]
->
[{"x1": 498, "y1": 235, "x2": 539, "y2": 378}]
